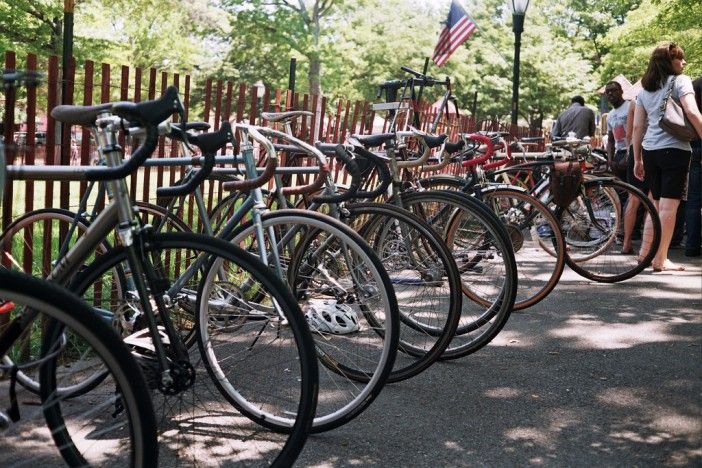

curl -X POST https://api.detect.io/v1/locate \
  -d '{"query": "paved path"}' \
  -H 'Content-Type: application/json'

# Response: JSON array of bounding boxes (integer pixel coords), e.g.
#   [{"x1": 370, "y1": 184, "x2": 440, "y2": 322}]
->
[{"x1": 296, "y1": 249, "x2": 701, "y2": 467}]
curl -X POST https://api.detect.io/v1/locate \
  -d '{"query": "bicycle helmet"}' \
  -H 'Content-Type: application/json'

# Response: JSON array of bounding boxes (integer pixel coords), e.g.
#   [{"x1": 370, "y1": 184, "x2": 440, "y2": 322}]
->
[{"x1": 304, "y1": 299, "x2": 360, "y2": 335}]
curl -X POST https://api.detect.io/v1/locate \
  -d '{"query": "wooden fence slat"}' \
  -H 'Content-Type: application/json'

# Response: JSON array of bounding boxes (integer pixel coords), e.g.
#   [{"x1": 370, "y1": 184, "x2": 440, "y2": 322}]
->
[
  {"x1": 79, "y1": 60, "x2": 94, "y2": 194},
  {"x1": 214, "y1": 79, "x2": 223, "y2": 130},
  {"x1": 20, "y1": 54, "x2": 38, "y2": 275},
  {"x1": 59, "y1": 57, "x2": 76, "y2": 213}
]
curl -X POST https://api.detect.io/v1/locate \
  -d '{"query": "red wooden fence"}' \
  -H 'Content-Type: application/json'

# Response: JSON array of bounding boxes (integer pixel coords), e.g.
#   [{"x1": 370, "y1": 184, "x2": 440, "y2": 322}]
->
[{"x1": 1, "y1": 50, "x2": 544, "y2": 229}]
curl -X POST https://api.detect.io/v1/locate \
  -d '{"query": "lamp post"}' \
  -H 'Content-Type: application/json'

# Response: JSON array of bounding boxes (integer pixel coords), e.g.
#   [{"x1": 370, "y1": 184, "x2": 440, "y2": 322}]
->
[{"x1": 510, "y1": 0, "x2": 529, "y2": 126}]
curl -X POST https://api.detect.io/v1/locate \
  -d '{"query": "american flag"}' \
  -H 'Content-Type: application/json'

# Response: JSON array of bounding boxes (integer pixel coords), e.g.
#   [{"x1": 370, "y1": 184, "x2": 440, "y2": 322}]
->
[{"x1": 432, "y1": 1, "x2": 478, "y2": 67}]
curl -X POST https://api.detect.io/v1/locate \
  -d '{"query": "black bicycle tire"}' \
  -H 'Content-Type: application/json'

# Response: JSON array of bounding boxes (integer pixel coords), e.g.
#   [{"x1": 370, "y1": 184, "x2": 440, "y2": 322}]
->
[
  {"x1": 345, "y1": 202, "x2": 462, "y2": 382},
  {"x1": 396, "y1": 190, "x2": 518, "y2": 360},
  {"x1": 556, "y1": 178, "x2": 661, "y2": 282},
  {"x1": 227, "y1": 209, "x2": 399, "y2": 433},
  {"x1": 0, "y1": 207, "x2": 117, "y2": 396},
  {"x1": 68, "y1": 232, "x2": 318, "y2": 465},
  {"x1": 0, "y1": 270, "x2": 158, "y2": 467}
]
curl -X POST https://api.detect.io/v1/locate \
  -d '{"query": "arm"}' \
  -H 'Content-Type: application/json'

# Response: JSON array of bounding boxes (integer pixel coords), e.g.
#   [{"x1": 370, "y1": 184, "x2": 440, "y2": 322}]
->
[
  {"x1": 626, "y1": 100, "x2": 635, "y2": 147},
  {"x1": 632, "y1": 104, "x2": 647, "y2": 181},
  {"x1": 552, "y1": 117, "x2": 561, "y2": 138},
  {"x1": 680, "y1": 93, "x2": 702, "y2": 139},
  {"x1": 588, "y1": 109, "x2": 596, "y2": 137},
  {"x1": 607, "y1": 128, "x2": 615, "y2": 165}
]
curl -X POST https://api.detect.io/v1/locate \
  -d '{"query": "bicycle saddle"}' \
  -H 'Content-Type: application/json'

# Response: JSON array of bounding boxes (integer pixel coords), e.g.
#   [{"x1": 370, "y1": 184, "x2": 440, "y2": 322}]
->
[
  {"x1": 444, "y1": 140, "x2": 465, "y2": 154},
  {"x1": 350, "y1": 133, "x2": 395, "y2": 148},
  {"x1": 261, "y1": 110, "x2": 313, "y2": 123},
  {"x1": 51, "y1": 102, "x2": 115, "y2": 127}
]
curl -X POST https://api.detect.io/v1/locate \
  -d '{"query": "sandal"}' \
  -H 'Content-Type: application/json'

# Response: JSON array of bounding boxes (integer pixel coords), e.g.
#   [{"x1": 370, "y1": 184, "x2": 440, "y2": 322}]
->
[{"x1": 620, "y1": 249, "x2": 634, "y2": 255}]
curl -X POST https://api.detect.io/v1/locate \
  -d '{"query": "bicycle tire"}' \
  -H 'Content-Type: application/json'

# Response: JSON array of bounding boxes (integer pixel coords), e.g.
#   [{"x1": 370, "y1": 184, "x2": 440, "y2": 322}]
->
[
  {"x1": 396, "y1": 190, "x2": 518, "y2": 359},
  {"x1": 553, "y1": 181, "x2": 622, "y2": 261},
  {"x1": 418, "y1": 177, "x2": 566, "y2": 309},
  {"x1": 344, "y1": 202, "x2": 462, "y2": 382},
  {"x1": 227, "y1": 209, "x2": 399, "y2": 433},
  {"x1": 477, "y1": 187, "x2": 566, "y2": 309},
  {"x1": 68, "y1": 232, "x2": 319, "y2": 465},
  {"x1": 0, "y1": 270, "x2": 158, "y2": 467},
  {"x1": 0, "y1": 207, "x2": 118, "y2": 396},
  {"x1": 555, "y1": 178, "x2": 661, "y2": 282}
]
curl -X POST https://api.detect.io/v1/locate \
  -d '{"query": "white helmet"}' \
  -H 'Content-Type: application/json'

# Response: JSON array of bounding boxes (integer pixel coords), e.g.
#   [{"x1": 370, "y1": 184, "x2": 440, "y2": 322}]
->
[{"x1": 304, "y1": 299, "x2": 360, "y2": 335}]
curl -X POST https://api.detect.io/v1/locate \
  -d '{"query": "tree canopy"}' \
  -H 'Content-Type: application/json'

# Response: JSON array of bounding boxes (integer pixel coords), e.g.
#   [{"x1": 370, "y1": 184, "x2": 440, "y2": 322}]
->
[{"x1": 1, "y1": 0, "x2": 698, "y2": 128}]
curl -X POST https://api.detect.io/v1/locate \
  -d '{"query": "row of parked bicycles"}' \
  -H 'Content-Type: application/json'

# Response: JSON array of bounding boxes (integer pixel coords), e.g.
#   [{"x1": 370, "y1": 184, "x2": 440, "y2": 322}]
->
[{"x1": 0, "y1": 67, "x2": 661, "y2": 467}]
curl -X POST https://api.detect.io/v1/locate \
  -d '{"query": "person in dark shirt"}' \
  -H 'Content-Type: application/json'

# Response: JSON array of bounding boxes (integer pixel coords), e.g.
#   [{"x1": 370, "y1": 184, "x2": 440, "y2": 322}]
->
[{"x1": 552, "y1": 96, "x2": 596, "y2": 139}]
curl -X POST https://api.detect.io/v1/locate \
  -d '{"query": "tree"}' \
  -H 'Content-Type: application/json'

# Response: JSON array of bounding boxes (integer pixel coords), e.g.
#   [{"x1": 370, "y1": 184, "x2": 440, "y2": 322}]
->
[
  {"x1": 222, "y1": 0, "x2": 349, "y2": 95},
  {"x1": 600, "y1": 0, "x2": 702, "y2": 82},
  {"x1": 0, "y1": 0, "x2": 66, "y2": 57}
]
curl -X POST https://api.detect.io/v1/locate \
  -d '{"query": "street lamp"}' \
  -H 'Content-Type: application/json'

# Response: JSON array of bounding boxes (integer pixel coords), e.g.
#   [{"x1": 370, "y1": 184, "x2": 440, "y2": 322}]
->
[{"x1": 510, "y1": 0, "x2": 529, "y2": 126}]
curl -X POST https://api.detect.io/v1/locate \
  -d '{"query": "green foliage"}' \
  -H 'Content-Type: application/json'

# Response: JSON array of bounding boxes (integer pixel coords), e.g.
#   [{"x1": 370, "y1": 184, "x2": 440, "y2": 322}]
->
[
  {"x1": 0, "y1": 0, "x2": 63, "y2": 57},
  {"x1": 601, "y1": 0, "x2": 702, "y2": 82},
  {"x1": 2, "y1": 0, "x2": 699, "y2": 131}
]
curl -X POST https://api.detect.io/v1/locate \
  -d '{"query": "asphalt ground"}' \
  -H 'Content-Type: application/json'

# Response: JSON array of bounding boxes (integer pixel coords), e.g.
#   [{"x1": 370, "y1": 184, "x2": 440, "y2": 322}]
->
[
  {"x1": 1, "y1": 250, "x2": 699, "y2": 466},
  {"x1": 295, "y1": 248, "x2": 701, "y2": 467}
]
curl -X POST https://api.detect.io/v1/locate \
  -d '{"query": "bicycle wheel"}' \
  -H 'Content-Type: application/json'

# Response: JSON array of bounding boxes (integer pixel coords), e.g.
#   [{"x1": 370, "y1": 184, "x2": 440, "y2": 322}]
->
[
  {"x1": 227, "y1": 209, "x2": 399, "y2": 433},
  {"x1": 69, "y1": 232, "x2": 318, "y2": 465},
  {"x1": 344, "y1": 202, "x2": 462, "y2": 382},
  {"x1": 134, "y1": 200, "x2": 191, "y2": 233},
  {"x1": 555, "y1": 178, "x2": 661, "y2": 282},
  {"x1": 0, "y1": 270, "x2": 157, "y2": 467},
  {"x1": 477, "y1": 187, "x2": 566, "y2": 309},
  {"x1": 418, "y1": 177, "x2": 566, "y2": 309},
  {"x1": 0, "y1": 208, "x2": 118, "y2": 396},
  {"x1": 397, "y1": 190, "x2": 518, "y2": 360},
  {"x1": 0, "y1": 207, "x2": 109, "y2": 277},
  {"x1": 554, "y1": 180, "x2": 622, "y2": 262}
]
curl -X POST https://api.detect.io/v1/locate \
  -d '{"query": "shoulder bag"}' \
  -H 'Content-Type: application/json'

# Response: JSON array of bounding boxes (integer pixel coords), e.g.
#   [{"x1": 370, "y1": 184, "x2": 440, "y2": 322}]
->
[{"x1": 659, "y1": 75, "x2": 697, "y2": 141}]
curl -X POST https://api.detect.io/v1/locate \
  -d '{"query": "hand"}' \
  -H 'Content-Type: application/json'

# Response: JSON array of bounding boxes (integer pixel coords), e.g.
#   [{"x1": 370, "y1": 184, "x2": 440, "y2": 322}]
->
[{"x1": 633, "y1": 159, "x2": 645, "y2": 181}]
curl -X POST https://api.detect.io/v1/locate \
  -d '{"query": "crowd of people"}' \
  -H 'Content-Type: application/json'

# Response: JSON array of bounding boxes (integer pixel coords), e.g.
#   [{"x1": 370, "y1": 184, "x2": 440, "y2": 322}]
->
[{"x1": 551, "y1": 41, "x2": 702, "y2": 269}]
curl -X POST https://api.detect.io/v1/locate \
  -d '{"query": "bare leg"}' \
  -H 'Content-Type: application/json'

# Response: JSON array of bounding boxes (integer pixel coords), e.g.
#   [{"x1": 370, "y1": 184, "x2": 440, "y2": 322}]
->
[{"x1": 653, "y1": 197, "x2": 682, "y2": 269}]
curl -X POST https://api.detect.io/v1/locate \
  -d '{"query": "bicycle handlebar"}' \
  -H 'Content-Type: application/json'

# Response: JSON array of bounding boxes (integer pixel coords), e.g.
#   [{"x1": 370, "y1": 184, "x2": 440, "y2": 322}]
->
[
  {"x1": 395, "y1": 128, "x2": 436, "y2": 169},
  {"x1": 309, "y1": 144, "x2": 361, "y2": 204},
  {"x1": 84, "y1": 86, "x2": 183, "y2": 181},
  {"x1": 460, "y1": 134, "x2": 496, "y2": 168},
  {"x1": 348, "y1": 144, "x2": 392, "y2": 199},
  {"x1": 156, "y1": 122, "x2": 231, "y2": 197}
]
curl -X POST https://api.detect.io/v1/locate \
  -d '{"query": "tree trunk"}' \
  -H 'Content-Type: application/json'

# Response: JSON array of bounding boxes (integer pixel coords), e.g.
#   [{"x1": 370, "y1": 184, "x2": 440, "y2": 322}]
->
[{"x1": 308, "y1": 52, "x2": 322, "y2": 96}]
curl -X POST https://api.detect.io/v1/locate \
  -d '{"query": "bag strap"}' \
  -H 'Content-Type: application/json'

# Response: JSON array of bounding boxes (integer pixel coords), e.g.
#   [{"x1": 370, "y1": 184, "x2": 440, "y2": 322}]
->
[{"x1": 660, "y1": 75, "x2": 677, "y2": 112}]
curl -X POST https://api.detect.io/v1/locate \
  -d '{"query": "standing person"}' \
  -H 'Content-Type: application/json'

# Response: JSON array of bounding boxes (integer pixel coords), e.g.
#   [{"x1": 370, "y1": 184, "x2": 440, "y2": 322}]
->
[
  {"x1": 632, "y1": 42, "x2": 702, "y2": 271},
  {"x1": 552, "y1": 95, "x2": 596, "y2": 139},
  {"x1": 621, "y1": 94, "x2": 647, "y2": 254},
  {"x1": 685, "y1": 75, "x2": 702, "y2": 257},
  {"x1": 605, "y1": 81, "x2": 630, "y2": 179}
]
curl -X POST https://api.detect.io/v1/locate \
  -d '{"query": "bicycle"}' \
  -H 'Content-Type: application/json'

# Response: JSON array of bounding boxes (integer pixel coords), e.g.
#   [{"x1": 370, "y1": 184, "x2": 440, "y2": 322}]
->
[
  {"x1": 0, "y1": 69, "x2": 158, "y2": 467},
  {"x1": 498, "y1": 136, "x2": 662, "y2": 282},
  {"x1": 5, "y1": 87, "x2": 320, "y2": 464},
  {"x1": 246, "y1": 113, "x2": 464, "y2": 382},
  {"x1": 344, "y1": 125, "x2": 519, "y2": 360},
  {"x1": 414, "y1": 131, "x2": 567, "y2": 309}
]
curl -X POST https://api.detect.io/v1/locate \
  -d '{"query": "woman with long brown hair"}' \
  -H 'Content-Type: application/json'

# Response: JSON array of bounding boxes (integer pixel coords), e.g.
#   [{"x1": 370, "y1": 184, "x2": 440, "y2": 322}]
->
[{"x1": 632, "y1": 42, "x2": 702, "y2": 271}]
